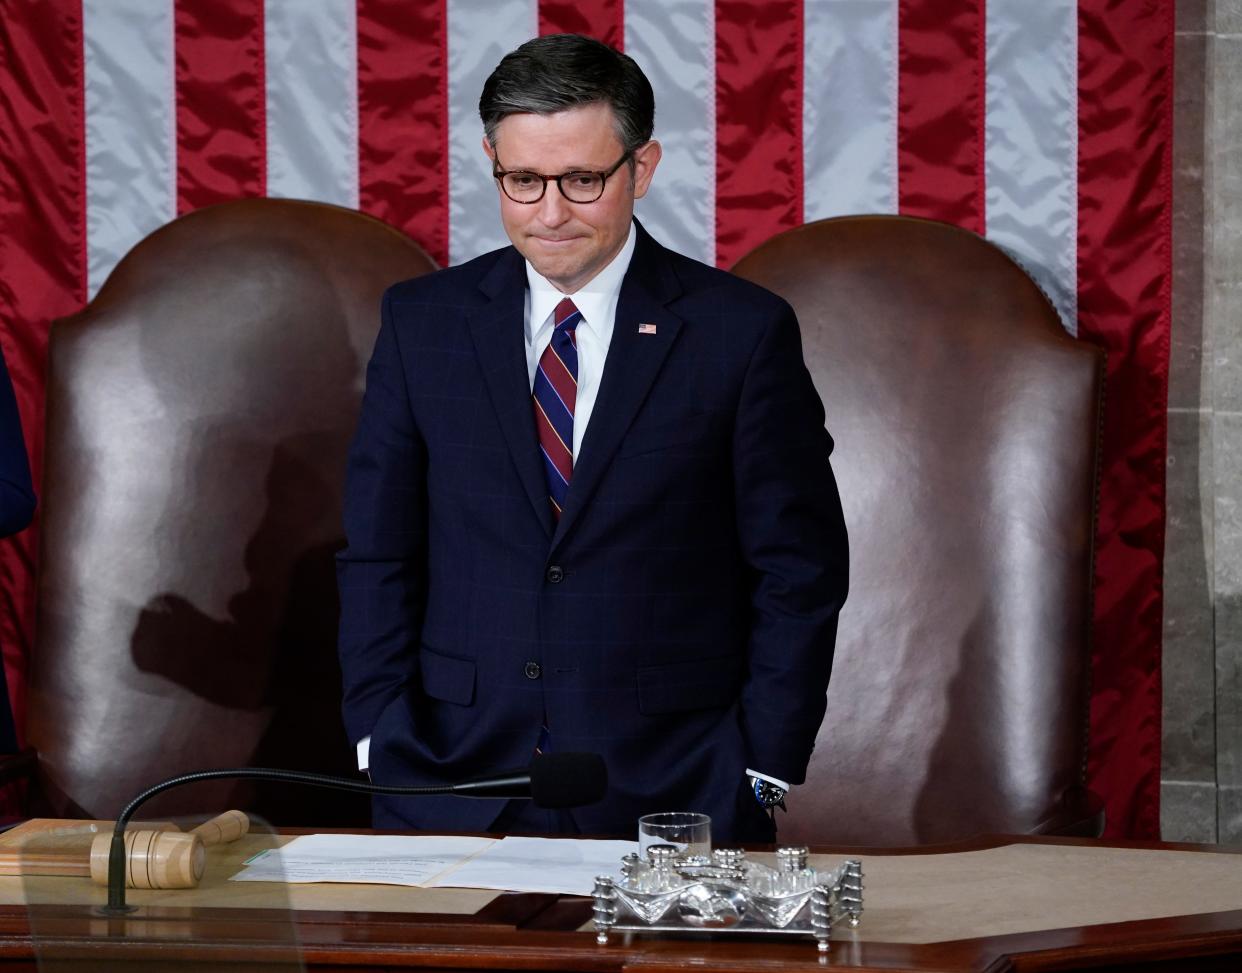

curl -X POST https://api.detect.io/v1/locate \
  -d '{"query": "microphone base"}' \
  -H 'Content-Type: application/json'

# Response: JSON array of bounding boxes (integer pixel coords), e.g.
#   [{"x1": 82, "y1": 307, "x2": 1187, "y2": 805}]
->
[{"x1": 95, "y1": 904, "x2": 140, "y2": 917}]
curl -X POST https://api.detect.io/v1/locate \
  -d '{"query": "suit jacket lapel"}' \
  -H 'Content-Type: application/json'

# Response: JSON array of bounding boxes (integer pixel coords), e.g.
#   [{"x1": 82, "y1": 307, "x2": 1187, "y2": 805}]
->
[
  {"x1": 552, "y1": 224, "x2": 684, "y2": 551},
  {"x1": 466, "y1": 249, "x2": 555, "y2": 538}
]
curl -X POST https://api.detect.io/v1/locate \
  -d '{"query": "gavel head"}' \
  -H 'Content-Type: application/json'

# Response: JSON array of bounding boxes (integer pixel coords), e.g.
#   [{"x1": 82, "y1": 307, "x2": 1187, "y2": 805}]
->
[{"x1": 89, "y1": 830, "x2": 206, "y2": 889}]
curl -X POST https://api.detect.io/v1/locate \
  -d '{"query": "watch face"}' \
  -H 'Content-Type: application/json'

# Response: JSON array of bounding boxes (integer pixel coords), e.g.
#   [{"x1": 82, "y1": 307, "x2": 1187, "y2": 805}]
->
[{"x1": 752, "y1": 778, "x2": 787, "y2": 809}]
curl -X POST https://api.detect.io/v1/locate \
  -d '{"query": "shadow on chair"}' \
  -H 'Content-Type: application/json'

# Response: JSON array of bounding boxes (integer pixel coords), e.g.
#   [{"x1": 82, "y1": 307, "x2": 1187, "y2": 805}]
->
[{"x1": 9, "y1": 199, "x2": 436, "y2": 825}]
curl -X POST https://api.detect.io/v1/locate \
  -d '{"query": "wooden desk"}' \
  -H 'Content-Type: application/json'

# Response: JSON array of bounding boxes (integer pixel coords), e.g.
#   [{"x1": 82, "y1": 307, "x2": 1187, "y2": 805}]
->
[{"x1": 0, "y1": 833, "x2": 1238, "y2": 971}]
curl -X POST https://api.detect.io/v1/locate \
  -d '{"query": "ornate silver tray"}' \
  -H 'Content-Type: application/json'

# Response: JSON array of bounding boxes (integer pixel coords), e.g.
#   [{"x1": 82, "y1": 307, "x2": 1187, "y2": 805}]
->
[{"x1": 591, "y1": 845, "x2": 863, "y2": 951}]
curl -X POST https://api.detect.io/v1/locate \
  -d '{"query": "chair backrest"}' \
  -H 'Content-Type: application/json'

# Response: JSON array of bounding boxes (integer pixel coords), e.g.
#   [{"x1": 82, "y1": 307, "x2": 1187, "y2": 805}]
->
[
  {"x1": 29, "y1": 199, "x2": 436, "y2": 824},
  {"x1": 733, "y1": 216, "x2": 1102, "y2": 845}
]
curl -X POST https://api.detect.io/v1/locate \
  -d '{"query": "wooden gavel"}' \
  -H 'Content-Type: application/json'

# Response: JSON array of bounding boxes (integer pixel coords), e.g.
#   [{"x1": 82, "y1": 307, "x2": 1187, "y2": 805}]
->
[{"x1": 88, "y1": 810, "x2": 249, "y2": 889}]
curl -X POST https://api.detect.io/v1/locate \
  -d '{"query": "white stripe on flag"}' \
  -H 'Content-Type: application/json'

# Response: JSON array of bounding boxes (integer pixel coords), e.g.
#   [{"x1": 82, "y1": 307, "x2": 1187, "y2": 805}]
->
[
  {"x1": 626, "y1": 0, "x2": 716, "y2": 267},
  {"x1": 82, "y1": 0, "x2": 176, "y2": 299},
  {"x1": 803, "y1": 0, "x2": 899, "y2": 222},
  {"x1": 265, "y1": 0, "x2": 359, "y2": 208},
  {"x1": 447, "y1": 0, "x2": 538, "y2": 265},
  {"x1": 984, "y1": 0, "x2": 1078, "y2": 334}
]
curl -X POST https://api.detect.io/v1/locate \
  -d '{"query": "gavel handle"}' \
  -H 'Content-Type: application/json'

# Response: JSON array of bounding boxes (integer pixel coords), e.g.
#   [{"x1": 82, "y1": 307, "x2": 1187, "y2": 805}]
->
[{"x1": 187, "y1": 809, "x2": 249, "y2": 846}]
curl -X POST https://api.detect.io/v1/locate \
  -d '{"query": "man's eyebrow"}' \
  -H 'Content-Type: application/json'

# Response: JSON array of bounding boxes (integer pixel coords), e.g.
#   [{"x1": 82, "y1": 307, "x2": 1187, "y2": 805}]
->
[{"x1": 501, "y1": 161, "x2": 610, "y2": 172}]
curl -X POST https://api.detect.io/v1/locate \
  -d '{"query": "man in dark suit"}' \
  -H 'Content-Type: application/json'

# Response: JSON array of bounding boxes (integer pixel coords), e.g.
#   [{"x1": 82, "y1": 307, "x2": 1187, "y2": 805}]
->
[{"x1": 337, "y1": 34, "x2": 847, "y2": 842}]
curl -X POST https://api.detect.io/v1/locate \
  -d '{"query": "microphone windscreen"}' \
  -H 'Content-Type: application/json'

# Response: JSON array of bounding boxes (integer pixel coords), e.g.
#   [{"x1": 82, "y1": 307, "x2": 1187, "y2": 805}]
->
[{"x1": 529, "y1": 752, "x2": 607, "y2": 808}]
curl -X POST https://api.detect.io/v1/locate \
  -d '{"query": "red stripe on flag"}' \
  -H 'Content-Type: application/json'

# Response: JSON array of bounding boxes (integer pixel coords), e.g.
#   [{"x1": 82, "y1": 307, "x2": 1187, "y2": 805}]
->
[
  {"x1": 539, "y1": 0, "x2": 625, "y2": 50},
  {"x1": 715, "y1": 0, "x2": 802, "y2": 269},
  {"x1": 175, "y1": 0, "x2": 266, "y2": 214},
  {"x1": 1078, "y1": 0, "x2": 1173, "y2": 839},
  {"x1": 896, "y1": 0, "x2": 986, "y2": 234},
  {"x1": 0, "y1": 0, "x2": 87, "y2": 752},
  {"x1": 358, "y1": 0, "x2": 449, "y2": 267}
]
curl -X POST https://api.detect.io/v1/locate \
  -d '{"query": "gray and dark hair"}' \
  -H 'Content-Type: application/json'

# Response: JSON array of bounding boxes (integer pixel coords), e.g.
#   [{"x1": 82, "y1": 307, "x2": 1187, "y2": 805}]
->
[{"x1": 479, "y1": 34, "x2": 655, "y2": 153}]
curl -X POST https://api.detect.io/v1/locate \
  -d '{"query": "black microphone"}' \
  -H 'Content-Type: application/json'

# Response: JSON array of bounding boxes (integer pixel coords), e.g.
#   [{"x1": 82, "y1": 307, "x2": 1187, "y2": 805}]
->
[
  {"x1": 449, "y1": 751, "x2": 607, "y2": 806},
  {"x1": 101, "y1": 752, "x2": 606, "y2": 916}
]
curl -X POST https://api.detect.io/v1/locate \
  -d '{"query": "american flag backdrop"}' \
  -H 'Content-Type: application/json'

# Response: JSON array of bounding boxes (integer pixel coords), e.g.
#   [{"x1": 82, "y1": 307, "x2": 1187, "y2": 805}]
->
[{"x1": 0, "y1": 1, "x2": 1171, "y2": 836}]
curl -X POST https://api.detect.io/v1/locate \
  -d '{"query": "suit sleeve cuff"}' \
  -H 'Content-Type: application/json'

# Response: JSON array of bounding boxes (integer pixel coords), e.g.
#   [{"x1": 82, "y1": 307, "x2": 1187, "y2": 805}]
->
[
  {"x1": 746, "y1": 768, "x2": 790, "y2": 791},
  {"x1": 357, "y1": 736, "x2": 371, "y2": 772}
]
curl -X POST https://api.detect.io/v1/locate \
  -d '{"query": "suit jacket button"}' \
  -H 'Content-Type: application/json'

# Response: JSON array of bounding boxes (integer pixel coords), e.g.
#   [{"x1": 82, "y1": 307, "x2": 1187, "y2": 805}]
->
[
  {"x1": 524, "y1": 661, "x2": 542, "y2": 680},
  {"x1": 546, "y1": 565, "x2": 564, "y2": 583}
]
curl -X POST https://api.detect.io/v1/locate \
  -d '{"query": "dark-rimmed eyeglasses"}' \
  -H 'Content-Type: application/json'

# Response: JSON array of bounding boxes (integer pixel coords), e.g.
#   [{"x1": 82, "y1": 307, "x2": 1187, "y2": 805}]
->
[{"x1": 492, "y1": 150, "x2": 633, "y2": 204}]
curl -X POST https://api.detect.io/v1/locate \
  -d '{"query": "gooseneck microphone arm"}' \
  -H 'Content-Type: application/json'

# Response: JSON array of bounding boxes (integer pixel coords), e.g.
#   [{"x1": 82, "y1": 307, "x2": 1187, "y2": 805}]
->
[
  {"x1": 104, "y1": 767, "x2": 456, "y2": 915},
  {"x1": 103, "y1": 752, "x2": 607, "y2": 916}
]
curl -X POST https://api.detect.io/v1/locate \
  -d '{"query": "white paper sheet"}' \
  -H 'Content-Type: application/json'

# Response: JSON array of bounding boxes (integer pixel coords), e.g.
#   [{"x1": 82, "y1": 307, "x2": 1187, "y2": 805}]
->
[
  {"x1": 428, "y1": 836, "x2": 639, "y2": 895},
  {"x1": 230, "y1": 833, "x2": 497, "y2": 886}
]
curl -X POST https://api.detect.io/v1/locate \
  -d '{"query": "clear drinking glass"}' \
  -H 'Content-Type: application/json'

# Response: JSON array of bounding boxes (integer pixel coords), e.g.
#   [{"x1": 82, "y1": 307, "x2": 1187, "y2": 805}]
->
[{"x1": 637, "y1": 812, "x2": 711, "y2": 860}]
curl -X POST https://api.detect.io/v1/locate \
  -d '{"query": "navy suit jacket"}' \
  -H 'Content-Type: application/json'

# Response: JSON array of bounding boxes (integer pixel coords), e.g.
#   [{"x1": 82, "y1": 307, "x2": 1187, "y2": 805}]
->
[{"x1": 337, "y1": 222, "x2": 848, "y2": 840}]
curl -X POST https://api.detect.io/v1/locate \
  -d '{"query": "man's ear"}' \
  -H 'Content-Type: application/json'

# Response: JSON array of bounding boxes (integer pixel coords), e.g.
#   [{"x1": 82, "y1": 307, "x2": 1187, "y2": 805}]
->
[
  {"x1": 632, "y1": 140, "x2": 662, "y2": 200},
  {"x1": 482, "y1": 136, "x2": 496, "y2": 163}
]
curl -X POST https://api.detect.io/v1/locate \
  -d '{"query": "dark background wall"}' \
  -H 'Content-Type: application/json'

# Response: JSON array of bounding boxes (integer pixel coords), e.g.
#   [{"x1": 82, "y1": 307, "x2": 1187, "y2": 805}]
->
[{"x1": 1163, "y1": 0, "x2": 1242, "y2": 844}]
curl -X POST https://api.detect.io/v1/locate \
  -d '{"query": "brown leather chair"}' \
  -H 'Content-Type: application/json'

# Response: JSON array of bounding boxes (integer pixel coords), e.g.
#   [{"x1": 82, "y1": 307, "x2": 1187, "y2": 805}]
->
[
  {"x1": 15, "y1": 199, "x2": 435, "y2": 824},
  {"x1": 733, "y1": 215, "x2": 1104, "y2": 846}
]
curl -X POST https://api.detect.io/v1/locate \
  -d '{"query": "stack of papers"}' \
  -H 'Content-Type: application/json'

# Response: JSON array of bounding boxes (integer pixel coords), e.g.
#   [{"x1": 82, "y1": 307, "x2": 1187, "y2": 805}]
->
[{"x1": 232, "y1": 834, "x2": 638, "y2": 895}]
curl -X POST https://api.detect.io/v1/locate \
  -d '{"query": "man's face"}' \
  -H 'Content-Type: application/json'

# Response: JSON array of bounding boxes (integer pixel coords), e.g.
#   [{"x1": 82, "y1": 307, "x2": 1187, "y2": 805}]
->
[{"x1": 483, "y1": 102, "x2": 661, "y2": 294}]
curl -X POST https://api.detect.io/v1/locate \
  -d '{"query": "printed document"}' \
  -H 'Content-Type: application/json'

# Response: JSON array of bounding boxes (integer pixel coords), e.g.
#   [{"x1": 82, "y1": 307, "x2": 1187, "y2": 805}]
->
[
  {"x1": 427, "y1": 836, "x2": 638, "y2": 895},
  {"x1": 230, "y1": 834, "x2": 637, "y2": 895},
  {"x1": 232, "y1": 834, "x2": 496, "y2": 886}
]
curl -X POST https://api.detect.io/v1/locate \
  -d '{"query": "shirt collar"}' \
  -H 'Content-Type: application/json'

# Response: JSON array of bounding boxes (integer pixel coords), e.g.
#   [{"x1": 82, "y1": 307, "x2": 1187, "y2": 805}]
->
[{"x1": 525, "y1": 221, "x2": 637, "y2": 341}]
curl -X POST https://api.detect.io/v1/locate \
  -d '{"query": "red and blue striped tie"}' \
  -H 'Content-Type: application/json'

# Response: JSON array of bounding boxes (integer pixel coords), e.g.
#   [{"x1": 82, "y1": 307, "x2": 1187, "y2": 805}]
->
[{"x1": 533, "y1": 297, "x2": 580, "y2": 520}]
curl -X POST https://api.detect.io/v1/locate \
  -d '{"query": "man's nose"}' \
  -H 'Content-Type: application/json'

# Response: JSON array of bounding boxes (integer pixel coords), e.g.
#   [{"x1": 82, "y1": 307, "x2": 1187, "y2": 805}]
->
[{"x1": 536, "y1": 184, "x2": 572, "y2": 226}]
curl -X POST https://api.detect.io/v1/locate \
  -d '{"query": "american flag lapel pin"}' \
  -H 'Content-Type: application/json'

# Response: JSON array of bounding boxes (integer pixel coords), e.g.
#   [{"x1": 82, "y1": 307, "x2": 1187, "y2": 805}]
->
[{"x1": 637, "y1": 322, "x2": 657, "y2": 335}]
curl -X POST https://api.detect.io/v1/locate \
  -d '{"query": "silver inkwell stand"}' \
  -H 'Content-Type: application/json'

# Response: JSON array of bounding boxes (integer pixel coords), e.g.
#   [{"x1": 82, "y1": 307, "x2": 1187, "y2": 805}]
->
[{"x1": 592, "y1": 843, "x2": 864, "y2": 952}]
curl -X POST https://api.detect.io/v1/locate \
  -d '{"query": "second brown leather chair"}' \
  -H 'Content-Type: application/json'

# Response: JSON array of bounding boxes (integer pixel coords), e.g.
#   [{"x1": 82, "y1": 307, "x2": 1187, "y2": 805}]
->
[{"x1": 734, "y1": 216, "x2": 1103, "y2": 846}]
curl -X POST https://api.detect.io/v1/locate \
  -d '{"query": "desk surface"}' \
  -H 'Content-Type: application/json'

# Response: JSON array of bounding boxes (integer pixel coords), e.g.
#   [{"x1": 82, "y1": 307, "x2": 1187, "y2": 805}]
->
[{"x1": 0, "y1": 832, "x2": 1238, "y2": 972}]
